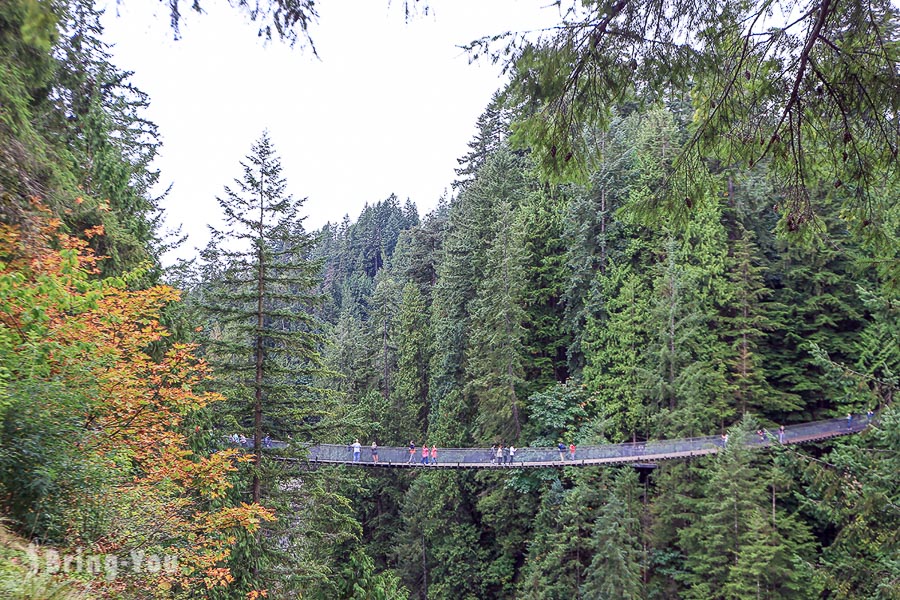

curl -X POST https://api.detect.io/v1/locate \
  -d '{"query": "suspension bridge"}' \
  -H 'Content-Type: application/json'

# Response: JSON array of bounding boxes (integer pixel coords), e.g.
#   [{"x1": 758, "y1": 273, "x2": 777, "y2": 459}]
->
[{"x1": 260, "y1": 415, "x2": 873, "y2": 470}]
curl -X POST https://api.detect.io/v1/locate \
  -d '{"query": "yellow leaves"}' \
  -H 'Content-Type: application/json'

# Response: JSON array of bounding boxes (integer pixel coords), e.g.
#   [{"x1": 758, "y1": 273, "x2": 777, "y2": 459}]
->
[
  {"x1": 203, "y1": 567, "x2": 235, "y2": 589},
  {"x1": 247, "y1": 590, "x2": 269, "y2": 599},
  {"x1": 2, "y1": 217, "x2": 264, "y2": 596},
  {"x1": 83, "y1": 225, "x2": 104, "y2": 238}
]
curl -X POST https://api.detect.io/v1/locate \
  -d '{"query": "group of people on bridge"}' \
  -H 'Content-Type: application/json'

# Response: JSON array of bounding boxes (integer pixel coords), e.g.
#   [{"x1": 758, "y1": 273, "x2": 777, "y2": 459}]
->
[
  {"x1": 557, "y1": 442, "x2": 577, "y2": 461},
  {"x1": 229, "y1": 433, "x2": 273, "y2": 448},
  {"x1": 405, "y1": 441, "x2": 439, "y2": 465},
  {"x1": 489, "y1": 443, "x2": 517, "y2": 464},
  {"x1": 350, "y1": 439, "x2": 383, "y2": 463}
]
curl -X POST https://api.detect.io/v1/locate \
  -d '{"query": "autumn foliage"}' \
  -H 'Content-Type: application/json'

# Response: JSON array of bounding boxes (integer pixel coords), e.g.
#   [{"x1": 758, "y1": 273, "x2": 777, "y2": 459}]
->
[{"x1": 0, "y1": 210, "x2": 273, "y2": 596}]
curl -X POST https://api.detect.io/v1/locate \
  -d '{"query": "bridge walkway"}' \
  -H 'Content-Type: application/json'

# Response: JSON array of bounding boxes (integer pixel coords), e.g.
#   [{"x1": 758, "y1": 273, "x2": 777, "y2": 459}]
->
[{"x1": 284, "y1": 416, "x2": 871, "y2": 470}]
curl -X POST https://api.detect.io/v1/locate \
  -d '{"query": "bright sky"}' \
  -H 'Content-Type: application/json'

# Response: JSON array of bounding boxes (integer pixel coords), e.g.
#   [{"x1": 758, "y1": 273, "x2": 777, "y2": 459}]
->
[{"x1": 98, "y1": 1, "x2": 562, "y2": 263}]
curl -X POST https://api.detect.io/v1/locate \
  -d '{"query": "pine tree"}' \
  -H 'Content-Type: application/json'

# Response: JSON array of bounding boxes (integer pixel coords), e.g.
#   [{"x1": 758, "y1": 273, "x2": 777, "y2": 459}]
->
[
  {"x1": 581, "y1": 470, "x2": 644, "y2": 599},
  {"x1": 198, "y1": 131, "x2": 349, "y2": 593},
  {"x1": 583, "y1": 255, "x2": 653, "y2": 441},
  {"x1": 388, "y1": 282, "x2": 430, "y2": 444},
  {"x1": 466, "y1": 196, "x2": 528, "y2": 441}
]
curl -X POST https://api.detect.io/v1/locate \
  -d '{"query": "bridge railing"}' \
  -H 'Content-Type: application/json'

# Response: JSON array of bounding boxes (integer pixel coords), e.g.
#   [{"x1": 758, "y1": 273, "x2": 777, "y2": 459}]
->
[{"x1": 294, "y1": 414, "x2": 870, "y2": 465}]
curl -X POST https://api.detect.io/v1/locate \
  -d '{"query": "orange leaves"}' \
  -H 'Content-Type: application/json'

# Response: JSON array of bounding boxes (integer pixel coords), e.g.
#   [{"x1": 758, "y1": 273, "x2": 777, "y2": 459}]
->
[
  {"x1": 1, "y1": 217, "x2": 264, "y2": 595},
  {"x1": 203, "y1": 567, "x2": 235, "y2": 589}
]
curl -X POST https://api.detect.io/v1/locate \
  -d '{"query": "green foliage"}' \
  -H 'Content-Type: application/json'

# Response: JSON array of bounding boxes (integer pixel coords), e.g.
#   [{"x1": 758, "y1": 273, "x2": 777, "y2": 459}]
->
[
  {"x1": 465, "y1": 194, "x2": 528, "y2": 441},
  {"x1": 388, "y1": 282, "x2": 430, "y2": 444},
  {"x1": 476, "y1": 0, "x2": 900, "y2": 241},
  {"x1": 519, "y1": 189, "x2": 571, "y2": 391},
  {"x1": 330, "y1": 548, "x2": 409, "y2": 600},
  {"x1": 583, "y1": 256, "x2": 652, "y2": 441},
  {"x1": 196, "y1": 131, "x2": 353, "y2": 595},
  {"x1": 523, "y1": 382, "x2": 590, "y2": 447},
  {"x1": 581, "y1": 470, "x2": 643, "y2": 599}
]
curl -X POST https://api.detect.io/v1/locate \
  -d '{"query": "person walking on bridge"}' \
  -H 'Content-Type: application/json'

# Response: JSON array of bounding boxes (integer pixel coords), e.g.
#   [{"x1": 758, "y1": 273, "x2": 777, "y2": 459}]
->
[
  {"x1": 371, "y1": 441, "x2": 379, "y2": 464},
  {"x1": 352, "y1": 439, "x2": 361, "y2": 462},
  {"x1": 490, "y1": 444, "x2": 497, "y2": 464},
  {"x1": 847, "y1": 413, "x2": 853, "y2": 429},
  {"x1": 509, "y1": 445, "x2": 516, "y2": 464},
  {"x1": 558, "y1": 442, "x2": 566, "y2": 461},
  {"x1": 407, "y1": 441, "x2": 416, "y2": 464},
  {"x1": 421, "y1": 444, "x2": 429, "y2": 465},
  {"x1": 430, "y1": 445, "x2": 437, "y2": 465},
  {"x1": 496, "y1": 444, "x2": 504, "y2": 465},
  {"x1": 569, "y1": 443, "x2": 576, "y2": 460}
]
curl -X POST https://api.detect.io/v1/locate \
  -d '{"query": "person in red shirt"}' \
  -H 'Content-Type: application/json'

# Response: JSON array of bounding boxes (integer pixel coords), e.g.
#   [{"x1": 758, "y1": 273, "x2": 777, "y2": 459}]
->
[
  {"x1": 430, "y1": 445, "x2": 438, "y2": 465},
  {"x1": 421, "y1": 444, "x2": 429, "y2": 465},
  {"x1": 568, "y1": 443, "x2": 576, "y2": 460}
]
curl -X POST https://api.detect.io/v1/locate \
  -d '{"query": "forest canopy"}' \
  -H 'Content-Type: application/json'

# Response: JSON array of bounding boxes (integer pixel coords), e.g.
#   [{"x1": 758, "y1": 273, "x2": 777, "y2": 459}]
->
[{"x1": 0, "y1": 0, "x2": 897, "y2": 598}]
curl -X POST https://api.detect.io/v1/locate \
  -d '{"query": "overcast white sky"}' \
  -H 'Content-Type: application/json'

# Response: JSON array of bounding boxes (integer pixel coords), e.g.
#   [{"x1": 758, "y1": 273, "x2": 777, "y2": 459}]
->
[{"x1": 98, "y1": 1, "x2": 562, "y2": 263}]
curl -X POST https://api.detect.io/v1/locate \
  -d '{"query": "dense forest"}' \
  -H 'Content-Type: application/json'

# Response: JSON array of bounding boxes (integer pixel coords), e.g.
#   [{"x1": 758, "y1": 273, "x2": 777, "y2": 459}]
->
[{"x1": 1, "y1": 1, "x2": 898, "y2": 599}]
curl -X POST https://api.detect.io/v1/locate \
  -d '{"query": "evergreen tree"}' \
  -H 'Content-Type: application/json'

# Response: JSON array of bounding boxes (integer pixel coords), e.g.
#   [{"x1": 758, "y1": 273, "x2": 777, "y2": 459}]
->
[
  {"x1": 562, "y1": 116, "x2": 640, "y2": 373},
  {"x1": 678, "y1": 424, "x2": 820, "y2": 599},
  {"x1": 388, "y1": 282, "x2": 430, "y2": 444},
  {"x1": 52, "y1": 0, "x2": 166, "y2": 278},
  {"x1": 198, "y1": 131, "x2": 349, "y2": 594},
  {"x1": 583, "y1": 254, "x2": 653, "y2": 441},
  {"x1": 581, "y1": 470, "x2": 644, "y2": 600},
  {"x1": 466, "y1": 196, "x2": 528, "y2": 441},
  {"x1": 765, "y1": 201, "x2": 870, "y2": 419},
  {"x1": 393, "y1": 472, "x2": 486, "y2": 600},
  {"x1": 454, "y1": 90, "x2": 512, "y2": 189},
  {"x1": 798, "y1": 404, "x2": 900, "y2": 599},
  {"x1": 428, "y1": 151, "x2": 520, "y2": 443},
  {"x1": 370, "y1": 268, "x2": 401, "y2": 404},
  {"x1": 518, "y1": 473, "x2": 602, "y2": 600},
  {"x1": 519, "y1": 189, "x2": 571, "y2": 391},
  {"x1": 719, "y1": 222, "x2": 794, "y2": 416},
  {"x1": 488, "y1": 0, "x2": 899, "y2": 240}
]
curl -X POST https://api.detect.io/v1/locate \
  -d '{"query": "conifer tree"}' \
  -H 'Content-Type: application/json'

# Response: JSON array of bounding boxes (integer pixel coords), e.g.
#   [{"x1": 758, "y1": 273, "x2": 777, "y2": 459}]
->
[
  {"x1": 583, "y1": 256, "x2": 653, "y2": 441},
  {"x1": 519, "y1": 190, "x2": 571, "y2": 391},
  {"x1": 719, "y1": 222, "x2": 794, "y2": 416},
  {"x1": 454, "y1": 90, "x2": 512, "y2": 189},
  {"x1": 581, "y1": 470, "x2": 644, "y2": 599},
  {"x1": 764, "y1": 200, "x2": 870, "y2": 417},
  {"x1": 466, "y1": 196, "x2": 528, "y2": 440},
  {"x1": 198, "y1": 131, "x2": 348, "y2": 594},
  {"x1": 428, "y1": 149, "x2": 523, "y2": 443},
  {"x1": 519, "y1": 473, "x2": 603, "y2": 599},
  {"x1": 370, "y1": 268, "x2": 401, "y2": 403},
  {"x1": 389, "y1": 282, "x2": 430, "y2": 444}
]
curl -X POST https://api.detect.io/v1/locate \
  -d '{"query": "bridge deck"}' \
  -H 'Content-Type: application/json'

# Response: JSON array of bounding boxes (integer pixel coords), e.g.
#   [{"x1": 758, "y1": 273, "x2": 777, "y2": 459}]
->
[{"x1": 268, "y1": 415, "x2": 872, "y2": 470}]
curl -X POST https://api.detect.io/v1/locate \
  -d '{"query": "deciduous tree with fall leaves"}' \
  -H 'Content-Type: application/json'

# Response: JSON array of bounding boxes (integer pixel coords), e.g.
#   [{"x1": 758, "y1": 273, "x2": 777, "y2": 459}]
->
[{"x1": 0, "y1": 205, "x2": 272, "y2": 596}]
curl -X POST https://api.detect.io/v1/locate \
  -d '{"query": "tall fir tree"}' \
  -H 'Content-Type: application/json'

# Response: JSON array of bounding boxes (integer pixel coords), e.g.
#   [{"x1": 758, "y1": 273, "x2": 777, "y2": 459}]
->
[
  {"x1": 466, "y1": 196, "x2": 528, "y2": 441},
  {"x1": 581, "y1": 470, "x2": 644, "y2": 600},
  {"x1": 583, "y1": 254, "x2": 653, "y2": 441},
  {"x1": 388, "y1": 281, "x2": 430, "y2": 444},
  {"x1": 198, "y1": 131, "x2": 351, "y2": 595}
]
